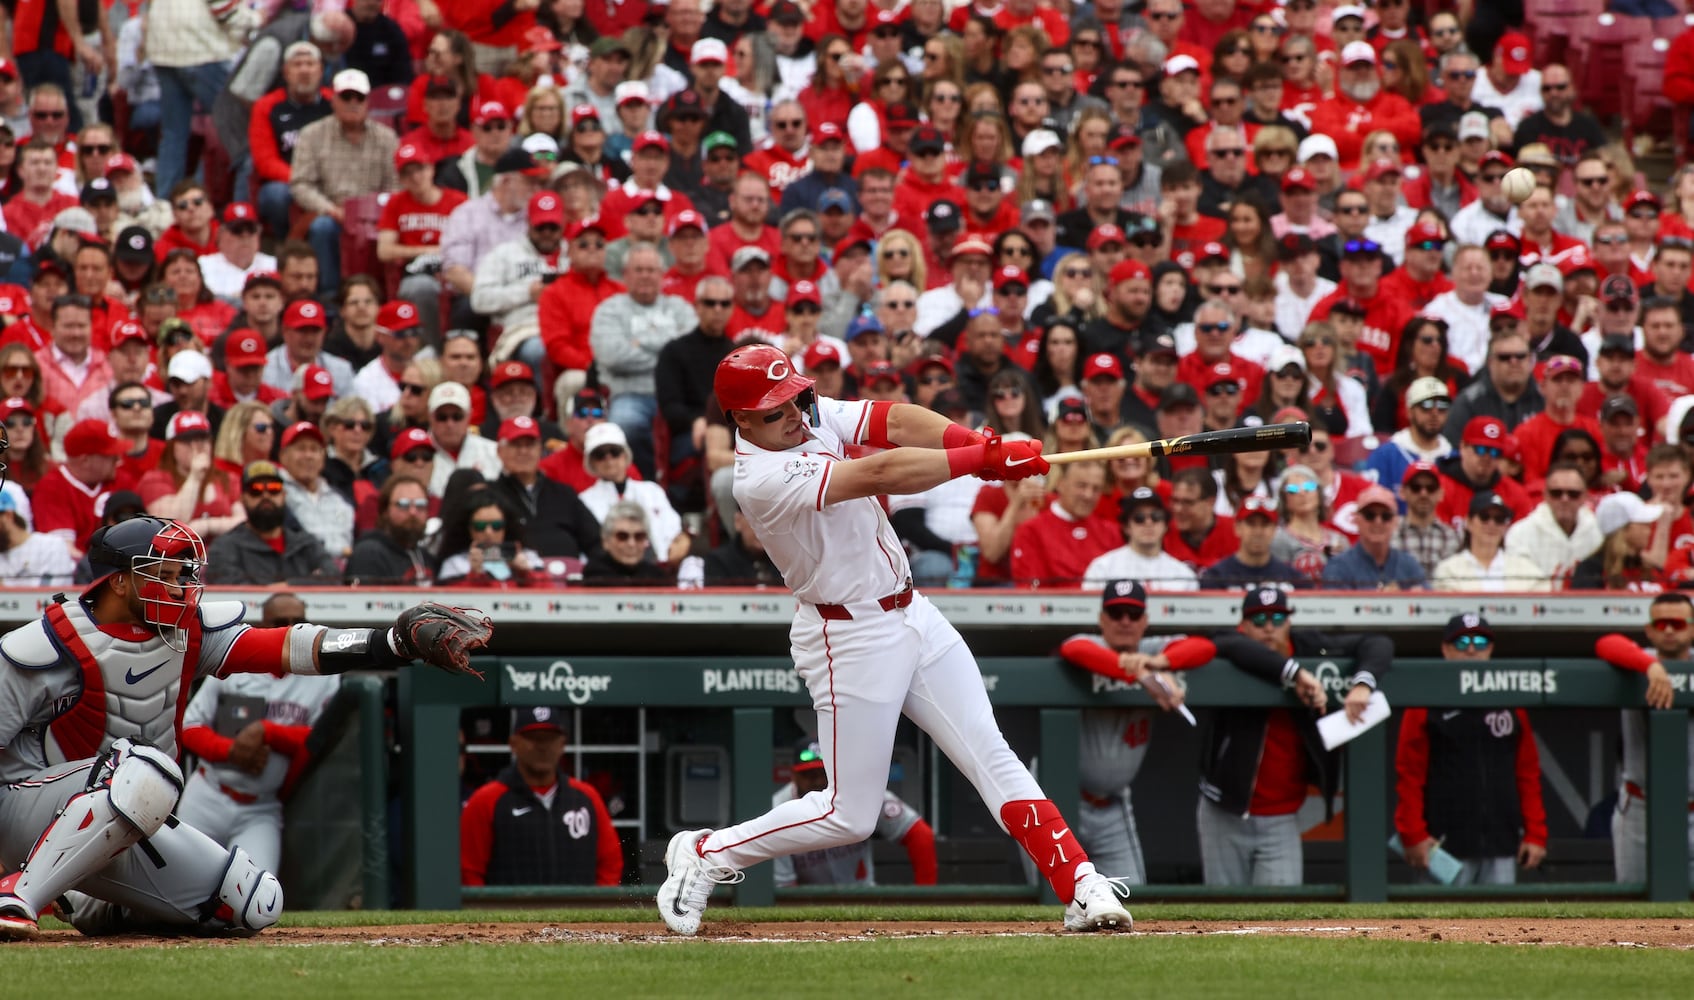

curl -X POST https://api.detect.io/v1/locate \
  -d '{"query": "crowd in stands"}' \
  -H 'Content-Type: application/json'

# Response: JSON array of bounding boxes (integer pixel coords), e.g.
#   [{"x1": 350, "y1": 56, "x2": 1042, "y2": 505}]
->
[{"x1": 2, "y1": 0, "x2": 1693, "y2": 593}]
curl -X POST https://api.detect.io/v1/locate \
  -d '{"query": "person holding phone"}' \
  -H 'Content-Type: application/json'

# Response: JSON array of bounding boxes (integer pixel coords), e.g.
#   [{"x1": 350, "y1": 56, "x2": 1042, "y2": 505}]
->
[{"x1": 436, "y1": 489, "x2": 543, "y2": 587}]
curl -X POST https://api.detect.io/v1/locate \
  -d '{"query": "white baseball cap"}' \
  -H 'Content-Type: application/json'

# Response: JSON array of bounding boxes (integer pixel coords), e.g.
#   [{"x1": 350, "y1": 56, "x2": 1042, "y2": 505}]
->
[
  {"x1": 1021, "y1": 129, "x2": 1062, "y2": 158},
  {"x1": 1267, "y1": 343, "x2": 1306, "y2": 376},
  {"x1": 1596, "y1": 492, "x2": 1664, "y2": 536},
  {"x1": 1340, "y1": 41, "x2": 1377, "y2": 65},
  {"x1": 1525, "y1": 262, "x2": 1564, "y2": 291},
  {"x1": 584, "y1": 422, "x2": 629, "y2": 455},
  {"x1": 1163, "y1": 54, "x2": 1200, "y2": 77},
  {"x1": 332, "y1": 68, "x2": 371, "y2": 96},
  {"x1": 166, "y1": 350, "x2": 213, "y2": 384},
  {"x1": 428, "y1": 381, "x2": 472, "y2": 414},
  {"x1": 1297, "y1": 134, "x2": 1339, "y2": 163},
  {"x1": 690, "y1": 38, "x2": 729, "y2": 65},
  {"x1": 1331, "y1": 4, "x2": 1367, "y2": 23},
  {"x1": 615, "y1": 80, "x2": 651, "y2": 106},
  {"x1": 1405, "y1": 376, "x2": 1450, "y2": 410},
  {"x1": 1458, "y1": 111, "x2": 1491, "y2": 141},
  {"x1": 522, "y1": 133, "x2": 559, "y2": 157}
]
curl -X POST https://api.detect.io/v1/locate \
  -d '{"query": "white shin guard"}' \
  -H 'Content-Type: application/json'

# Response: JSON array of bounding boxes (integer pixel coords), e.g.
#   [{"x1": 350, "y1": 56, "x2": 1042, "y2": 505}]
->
[
  {"x1": 205, "y1": 847, "x2": 283, "y2": 933},
  {"x1": 11, "y1": 739, "x2": 183, "y2": 913}
]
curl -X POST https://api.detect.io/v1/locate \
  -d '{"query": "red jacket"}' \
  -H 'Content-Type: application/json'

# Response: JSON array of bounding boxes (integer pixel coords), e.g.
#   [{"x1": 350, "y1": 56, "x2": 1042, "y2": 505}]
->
[
  {"x1": 1434, "y1": 468, "x2": 1535, "y2": 529},
  {"x1": 538, "y1": 270, "x2": 624, "y2": 372},
  {"x1": 706, "y1": 222, "x2": 782, "y2": 275},
  {"x1": 1306, "y1": 90, "x2": 1421, "y2": 171},
  {"x1": 1309, "y1": 283, "x2": 1418, "y2": 373},
  {"x1": 797, "y1": 84, "x2": 857, "y2": 134},
  {"x1": 1010, "y1": 506, "x2": 1120, "y2": 586},
  {"x1": 1401, "y1": 170, "x2": 1478, "y2": 213},
  {"x1": 598, "y1": 182, "x2": 696, "y2": 242},
  {"x1": 1164, "y1": 515, "x2": 1238, "y2": 568},
  {"x1": 1513, "y1": 411, "x2": 1603, "y2": 485},
  {"x1": 1577, "y1": 379, "x2": 1670, "y2": 444},
  {"x1": 1664, "y1": 27, "x2": 1694, "y2": 106},
  {"x1": 893, "y1": 172, "x2": 963, "y2": 231},
  {"x1": 744, "y1": 145, "x2": 815, "y2": 200},
  {"x1": 1376, "y1": 267, "x2": 1454, "y2": 313}
]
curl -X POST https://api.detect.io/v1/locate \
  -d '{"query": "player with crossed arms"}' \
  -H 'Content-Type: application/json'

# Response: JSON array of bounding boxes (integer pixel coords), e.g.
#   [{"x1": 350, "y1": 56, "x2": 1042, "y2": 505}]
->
[
  {"x1": 657, "y1": 343, "x2": 1134, "y2": 934},
  {"x1": 0, "y1": 515, "x2": 490, "y2": 938}
]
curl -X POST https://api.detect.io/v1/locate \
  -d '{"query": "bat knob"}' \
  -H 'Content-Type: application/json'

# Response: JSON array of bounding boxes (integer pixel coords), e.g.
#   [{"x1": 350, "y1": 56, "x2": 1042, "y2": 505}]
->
[{"x1": 1285, "y1": 422, "x2": 1313, "y2": 450}]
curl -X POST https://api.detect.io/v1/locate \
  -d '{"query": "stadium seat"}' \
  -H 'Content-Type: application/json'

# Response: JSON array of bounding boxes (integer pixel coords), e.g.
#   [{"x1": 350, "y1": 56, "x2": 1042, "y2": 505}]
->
[
  {"x1": 1525, "y1": 0, "x2": 1607, "y2": 66},
  {"x1": 1621, "y1": 38, "x2": 1674, "y2": 150},
  {"x1": 1566, "y1": 14, "x2": 1654, "y2": 122},
  {"x1": 368, "y1": 84, "x2": 409, "y2": 133}
]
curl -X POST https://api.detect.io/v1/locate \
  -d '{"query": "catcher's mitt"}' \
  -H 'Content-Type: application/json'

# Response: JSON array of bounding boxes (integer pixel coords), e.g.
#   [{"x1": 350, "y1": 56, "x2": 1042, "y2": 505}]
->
[{"x1": 394, "y1": 603, "x2": 493, "y2": 678}]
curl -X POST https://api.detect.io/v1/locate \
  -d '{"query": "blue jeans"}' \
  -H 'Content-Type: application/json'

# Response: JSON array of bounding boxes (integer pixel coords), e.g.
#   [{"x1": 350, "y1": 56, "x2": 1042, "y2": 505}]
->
[
  {"x1": 307, "y1": 214, "x2": 343, "y2": 299},
  {"x1": 514, "y1": 336, "x2": 549, "y2": 392},
  {"x1": 256, "y1": 181, "x2": 293, "y2": 241},
  {"x1": 155, "y1": 61, "x2": 232, "y2": 198},
  {"x1": 607, "y1": 392, "x2": 658, "y2": 479}
]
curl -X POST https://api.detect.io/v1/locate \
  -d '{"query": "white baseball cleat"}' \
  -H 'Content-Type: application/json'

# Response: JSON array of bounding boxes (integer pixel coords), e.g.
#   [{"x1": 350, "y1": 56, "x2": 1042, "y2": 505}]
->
[
  {"x1": 1064, "y1": 873, "x2": 1133, "y2": 932},
  {"x1": 0, "y1": 873, "x2": 40, "y2": 940},
  {"x1": 656, "y1": 829, "x2": 743, "y2": 936}
]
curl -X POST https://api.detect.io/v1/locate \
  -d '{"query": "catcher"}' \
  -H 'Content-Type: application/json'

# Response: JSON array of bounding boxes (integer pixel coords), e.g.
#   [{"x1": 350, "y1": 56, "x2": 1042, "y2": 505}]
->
[{"x1": 0, "y1": 516, "x2": 491, "y2": 938}]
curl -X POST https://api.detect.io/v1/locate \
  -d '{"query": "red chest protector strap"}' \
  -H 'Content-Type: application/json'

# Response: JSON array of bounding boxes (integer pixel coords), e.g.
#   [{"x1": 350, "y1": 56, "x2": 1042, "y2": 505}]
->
[{"x1": 43, "y1": 601, "x2": 202, "y2": 761}]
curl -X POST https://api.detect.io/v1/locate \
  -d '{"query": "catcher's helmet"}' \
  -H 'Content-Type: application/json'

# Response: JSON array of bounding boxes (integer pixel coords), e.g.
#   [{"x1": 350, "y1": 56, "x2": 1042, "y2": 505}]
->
[
  {"x1": 714, "y1": 343, "x2": 815, "y2": 413},
  {"x1": 84, "y1": 516, "x2": 206, "y2": 652}
]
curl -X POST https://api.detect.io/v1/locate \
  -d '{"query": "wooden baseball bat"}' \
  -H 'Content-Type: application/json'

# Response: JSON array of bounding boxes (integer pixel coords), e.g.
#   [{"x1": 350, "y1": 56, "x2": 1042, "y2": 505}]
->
[{"x1": 1045, "y1": 422, "x2": 1313, "y2": 466}]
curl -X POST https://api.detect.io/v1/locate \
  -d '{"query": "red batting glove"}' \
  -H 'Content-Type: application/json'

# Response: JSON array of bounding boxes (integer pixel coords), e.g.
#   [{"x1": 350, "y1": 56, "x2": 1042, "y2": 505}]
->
[{"x1": 981, "y1": 438, "x2": 1047, "y2": 480}]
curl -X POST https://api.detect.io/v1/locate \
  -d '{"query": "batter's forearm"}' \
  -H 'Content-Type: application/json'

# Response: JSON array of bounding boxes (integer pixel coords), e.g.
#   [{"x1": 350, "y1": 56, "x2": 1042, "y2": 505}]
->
[
  {"x1": 824, "y1": 448, "x2": 965, "y2": 504},
  {"x1": 882, "y1": 402, "x2": 974, "y2": 449}
]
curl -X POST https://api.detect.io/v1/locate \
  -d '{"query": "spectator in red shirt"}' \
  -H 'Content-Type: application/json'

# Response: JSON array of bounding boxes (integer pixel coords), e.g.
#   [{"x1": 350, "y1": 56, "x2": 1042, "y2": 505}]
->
[
  {"x1": 3, "y1": 140, "x2": 76, "y2": 248},
  {"x1": 1598, "y1": 396, "x2": 1649, "y2": 492},
  {"x1": 1515, "y1": 355, "x2": 1602, "y2": 486},
  {"x1": 1164, "y1": 466, "x2": 1238, "y2": 568},
  {"x1": 1637, "y1": 298, "x2": 1694, "y2": 400},
  {"x1": 400, "y1": 75, "x2": 475, "y2": 167},
  {"x1": 155, "y1": 181, "x2": 219, "y2": 261},
  {"x1": 1308, "y1": 42, "x2": 1421, "y2": 171},
  {"x1": 744, "y1": 100, "x2": 815, "y2": 200},
  {"x1": 707, "y1": 172, "x2": 781, "y2": 274},
  {"x1": 1434, "y1": 416, "x2": 1535, "y2": 528},
  {"x1": 1010, "y1": 460, "x2": 1119, "y2": 586},
  {"x1": 662, "y1": 210, "x2": 711, "y2": 303},
  {"x1": 893, "y1": 125, "x2": 961, "y2": 229},
  {"x1": 211, "y1": 329, "x2": 284, "y2": 411},
  {"x1": 726, "y1": 247, "x2": 787, "y2": 342},
  {"x1": 34, "y1": 293, "x2": 112, "y2": 420},
  {"x1": 249, "y1": 42, "x2": 334, "y2": 241},
  {"x1": 33, "y1": 417, "x2": 122, "y2": 557},
  {"x1": 378, "y1": 142, "x2": 467, "y2": 344},
  {"x1": 1177, "y1": 299, "x2": 1264, "y2": 403},
  {"x1": 538, "y1": 216, "x2": 623, "y2": 409}
]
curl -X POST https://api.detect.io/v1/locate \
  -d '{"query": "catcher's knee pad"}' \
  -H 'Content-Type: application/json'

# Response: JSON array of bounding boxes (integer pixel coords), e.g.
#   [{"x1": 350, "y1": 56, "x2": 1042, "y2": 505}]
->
[
  {"x1": 105, "y1": 738, "x2": 184, "y2": 837},
  {"x1": 206, "y1": 847, "x2": 283, "y2": 933}
]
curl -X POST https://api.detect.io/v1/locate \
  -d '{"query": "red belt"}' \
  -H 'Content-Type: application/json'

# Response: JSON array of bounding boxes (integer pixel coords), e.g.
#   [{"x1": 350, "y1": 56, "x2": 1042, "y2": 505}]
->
[
  {"x1": 815, "y1": 585, "x2": 914, "y2": 621},
  {"x1": 1080, "y1": 791, "x2": 1121, "y2": 809},
  {"x1": 200, "y1": 765, "x2": 259, "y2": 804},
  {"x1": 1624, "y1": 781, "x2": 1694, "y2": 811}
]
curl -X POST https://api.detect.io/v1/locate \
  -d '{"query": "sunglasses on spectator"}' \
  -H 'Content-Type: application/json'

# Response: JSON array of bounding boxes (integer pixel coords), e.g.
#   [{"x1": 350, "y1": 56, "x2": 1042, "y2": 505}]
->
[
  {"x1": 1127, "y1": 511, "x2": 1167, "y2": 526},
  {"x1": 1445, "y1": 70, "x2": 1478, "y2": 81},
  {"x1": 1249, "y1": 612, "x2": 1288, "y2": 627},
  {"x1": 590, "y1": 446, "x2": 625, "y2": 461},
  {"x1": 1474, "y1": 511, "x2": 1512, "y2": 526},
  {"x1": 1452, "y1": 634, "x2": 1491, "y2": 651},
  {"x1": 1207, "y1": 284, "x2": 1242, "y2": 295},
  {"x1": 1283, "y1": 481, "x2": 1318, "y2": 494},
  {"x1": 882, "y1": 248, "x2": 910, "y2": 259},
  {"x1": 1357, "y1": 508, "x2": 1395, "y2": 523},
  {"x1": 1207, "y1": 383, "x2": 1240, "y2": 397},
  {"x1": 80, "y1": 143, "x2": 113, "y2": 156},
  {"x1": 433, "y1": 409, "x2": 467, "y2": 422},
  {"x1": 1087, "y1": 155, "x2": 1119, "y2": 167},
  {"x1": 392, "y1": 497, "x2": 430, "y2": 511},
  {"x1": 1062, "y1": 267, "x2": 1093, "y2": 279},
  {"x1": 1493, "y1": 351, "x2": 1530, "y2": 363},
  {"x1": 1335, "y1": 205, "x2": 1369, "y2": 215},
  {"x1": 1629, "y1": 209, "x2": 1660, "y2": 220},
  {"x1": 1541, "y1": 83, "x2": 1570, "y2": 93},
  {"x1": 399, "y1": 448, "x2": 435, "y2": 463},
  {"x1": 1577, "y1": 176, "x2": 1610, "y2": 187},
  {"x1": 1489, "y1": 250, "x2": 1519, "y2": 262},
  {"x1": 1471, "y1": 445, "x2": 1502, "y2": 458},
  {"x1": 613, "y1": 529, "x2": 649, "y2": 543},
  {"x1": 1404, "y1": 480, "x2": 1439, "y2": 494},
  {"x1": 574, "y1": 120, "x2": 602, "y2": 133},
  {"x1": 698, "y1": 297, "x2": 732, "y2": 309},
  {"x1": 337, "y1": 419, "x2": 375, "y2": 432},
  {"x1": 1479, "y1": 173, "x2": 1507, "y2": 184},
  {"x1": 113, "y1": 397, "x2": 152, "y2": 410},
  {"x1": 574, "y1": 406, "x2": 606, "y2": 419},
  {"x1": 400, "y1": 382, "x2": 429, "y2": 396},
  {"x1": 1303, "y1": 440, "x2": 1330, "y2": 453},
  {"x1": 31, "y1": 109, "x2": 65, "y2": 120},
  {"x1": 1545, "y1": 488, "x2": 1584, "y2": 501},
  {"x1": 1210, "y1": 147, "x2": 1244, "y2": 158},
  {"x1": 1414, "y1": 399, "x2": 1451, "y2": 412},
  {"x1": 992, "y1": 387, "x2": 1023, "y2": 401},
  {"x1": 471, "y1": 519, "x2": 505, "y2": 532},
  {"x1": 5, "y1": 413, "x2": 32, "y2": 428},
  {"x1": 246, "y1": 481, "x2": 284, "y2": 497},
  {"x1": 1196, "y1": 321, "x2": 1232, "y2": 334},
  {"x1": 175, "y1": 196, "x2": 207, "y2": 210}
]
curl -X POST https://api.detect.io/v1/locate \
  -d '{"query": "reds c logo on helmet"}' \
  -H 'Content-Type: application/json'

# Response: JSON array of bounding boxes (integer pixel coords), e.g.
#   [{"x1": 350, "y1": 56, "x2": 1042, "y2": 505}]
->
[{"x1": 714, "y1": 343, "x2": 815, "y2": 413}]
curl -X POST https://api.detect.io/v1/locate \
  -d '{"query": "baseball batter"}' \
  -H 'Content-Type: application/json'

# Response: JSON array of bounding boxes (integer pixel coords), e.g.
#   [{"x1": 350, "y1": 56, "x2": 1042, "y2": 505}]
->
[
  {"x1": 658, "y1": 344, "x2": 1133, "y2": 934},
  {"x1": 773, "y1": 741, "x2": 936, "y2": 888},
  {"x1": 1058, "y1": 580, "x2": 1215, "y2": 884},
  {"x1": 0, "y1": 516, "x2": 490, "y2": 938},
  {"x1": 1594, "y1": 592, "x2": 1694, "y2": 883}
]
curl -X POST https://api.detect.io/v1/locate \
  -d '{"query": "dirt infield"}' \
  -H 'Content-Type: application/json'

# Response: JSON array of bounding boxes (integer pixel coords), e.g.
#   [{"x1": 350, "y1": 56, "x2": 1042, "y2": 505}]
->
[{"x1": 13, "y1": 919, "x2": 1694, "y2": 949}]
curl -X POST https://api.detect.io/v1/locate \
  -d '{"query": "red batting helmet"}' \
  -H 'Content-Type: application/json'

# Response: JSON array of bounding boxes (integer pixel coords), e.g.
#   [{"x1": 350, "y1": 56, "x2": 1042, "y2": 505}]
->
[{"x1": 714, "y1": 343, "x2": 815, "y2": 413}]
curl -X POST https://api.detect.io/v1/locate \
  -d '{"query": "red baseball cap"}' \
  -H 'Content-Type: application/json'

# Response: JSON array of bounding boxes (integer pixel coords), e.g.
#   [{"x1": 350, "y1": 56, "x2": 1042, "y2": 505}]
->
[
  {"x1": 788, "y1": 279, "x2": 823, "y2": 306},
  {"x1": 0, "y1": 396, "x2": 31, "y2": 423},
  {"x1": 908, "y1": 353, "x2": 954, "y2": 377},
  {"x1": 1490, "y1": 299, "x2": 1527, "y2": 323},
  {"x1": 633, "y1": 130, "x2": 670, "y2": 154},
  {"x1": 294, "y1": 364, "x2": 336, "y2": 401},
  {"x1": 992, "y1": 265, "x2": 1028, "y2": 291},
  {"x1": 1497, "y1": 31, "x2": 1532, "y2": 76},
  {"x1": 395, "y1": 143, "x2": 432, "y2": 170},
  {"x1": 243, "y1": 270, "x2": 282, "y2": 293},
  {"x1": 0, "y1": 59, "x2": 17, "y2": 82},
  {"x1": 223, "y1": 202, "x2": 258, "y2": 225},
  {"x1": 1625, "y1": 190, "x2": 1662, "y2": 213},
  {"x1": 390, "y1": 427, "x2": 436, "y2": 461},
  {"x1": 64, "y1": 418, "x2": 124, "y2": 458},
  {"x1": 570, "y1": 104, "x2": 600, "y2": 127},
  {"x1": 1197, "y1": 241, "x2": 1230, "y2": 263},
  {"x1": 1087, "y1": 224, "x2": 1127, "y2": 251},
  {"x1": 1558, "y1": 244, "x2": 1597, "y2": 277},
  {"x1": 166, "y1": 409, "x2": 213, "y2": 440},
  {"x1": 1365, "y1": 158, "x2": 1403, "y2": 183},
  {"x1": 284, "y1": 299, "x2": 326, "y2": 329},
  {"x1": 668, "y1": 209, "x2": 707, "y2": 237},
  {"x1": 499, "y1": 415, "x2": 542, "y2": 442},
  {"x1": 226, "y1": 329, "x2": 267, "y2": 367},
  {"x1": 1205, "y1": 362, "x2": 1237, "y2": 388},
  {"x1": 1085, "y1": 353, "x2": 1125, "y2": 380},
  {"x1": 802, "y1": 341, "x2": 843, "y2": 370},
  {"x1": 110, "y1": 318, "x2": 149, "y2": 348},
  {"x1": 529, "y1": 190, "x2": 565, "y2": 226},
  {"x1": 1281, "y1": 167, "x2": 1315, "y2": 192},
  {"x1": 281, "y1": 420, "x2": 326, "y2": 448},
  {"x1": 1405, "y1": 221, "x2": 1445, "y2": 247},
  {"x1": 472, "y1": 100, "x2": 511, "y2": 126},
  {"x1": 1480, "y1": 150, "x2": 1515, "y2": 170},
  {"x1": 378, "y1": 300, "x2": 420, "y2": 332},
  {"x1": 522, "y1": 25, "x2": 562, "y2": 54},
  {"x1": 105, "y1": 152, "x2": 139, "y2": 176},
  {"x1": 1109, "y1": 258, "x2": 1151, "y2": 285},
  {"x1": 1462, "y1": 416, "x2": 1507, "y2": 448},
  {"x1": 565, "y1": 215, "x2": 609, "y2": 241},
  {"x1": 812, "y1": 122, "x2": 845, "y2": 145},
  {"x1": 1536, "y1": 355, "x2": 1584, "y2": 381},
  {"x1": 1402, "y1": 460, "x2": 1441, "y2": 486},
  {"x1": 490, "y1": 360, "x2": 535, "y2": 389}
]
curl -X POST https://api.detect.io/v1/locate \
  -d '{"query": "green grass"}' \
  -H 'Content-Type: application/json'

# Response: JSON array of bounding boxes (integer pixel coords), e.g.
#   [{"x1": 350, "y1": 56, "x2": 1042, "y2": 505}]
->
[{"x1": 2, "y1": 936, "x2": 1690, "y2": 1000}]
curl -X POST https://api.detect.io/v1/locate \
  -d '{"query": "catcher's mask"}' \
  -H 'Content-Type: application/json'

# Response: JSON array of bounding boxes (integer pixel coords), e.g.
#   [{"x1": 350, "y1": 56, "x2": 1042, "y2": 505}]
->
[{"x1": 84, "y1": 517, "x2": 206, "y2": 652}]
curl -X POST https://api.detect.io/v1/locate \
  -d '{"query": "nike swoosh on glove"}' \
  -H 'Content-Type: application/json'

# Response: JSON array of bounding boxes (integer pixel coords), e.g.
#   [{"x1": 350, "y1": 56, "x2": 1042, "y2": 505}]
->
[{"x1": 981, "y1": 436, "x2": 1048, "y2": 481}]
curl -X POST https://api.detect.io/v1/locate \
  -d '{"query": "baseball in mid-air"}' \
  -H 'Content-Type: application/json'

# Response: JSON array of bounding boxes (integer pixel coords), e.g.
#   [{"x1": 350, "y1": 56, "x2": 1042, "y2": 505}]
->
[{"x1": 1501, "y1": 167, "x2": 1537, "y2": 204}]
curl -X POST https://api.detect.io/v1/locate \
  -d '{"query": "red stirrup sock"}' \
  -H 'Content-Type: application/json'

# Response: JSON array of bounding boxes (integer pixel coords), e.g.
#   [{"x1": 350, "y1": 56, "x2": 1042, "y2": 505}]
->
[{"x1": 1000, "y1": 799, "x2": 1089, "y2": 904}]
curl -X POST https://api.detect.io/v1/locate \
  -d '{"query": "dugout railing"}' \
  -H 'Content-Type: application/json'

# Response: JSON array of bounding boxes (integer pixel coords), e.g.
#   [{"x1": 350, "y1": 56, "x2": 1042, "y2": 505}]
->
[{"x1": 399, "y1": 655, "x2": 1693, "y2": 910}]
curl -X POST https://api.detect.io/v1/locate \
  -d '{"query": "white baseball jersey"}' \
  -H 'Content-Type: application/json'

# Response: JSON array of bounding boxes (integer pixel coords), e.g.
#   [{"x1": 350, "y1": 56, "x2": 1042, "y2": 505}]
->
[
  {"x1": 769, "y1": 783, "x2": 921, "y2": 887},
  {"x1": 181, "y1": 673, "x2": 342, "y2": 799},
  {"x1": 731, "y1": 397, "x2": 910, "y2": 605}
]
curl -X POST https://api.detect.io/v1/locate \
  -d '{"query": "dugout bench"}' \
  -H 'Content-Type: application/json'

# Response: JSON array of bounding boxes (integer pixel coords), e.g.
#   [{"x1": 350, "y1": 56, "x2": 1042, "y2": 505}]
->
[{"x1": 400, "y1": 656, "x2": 1692, "y2": 910}]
